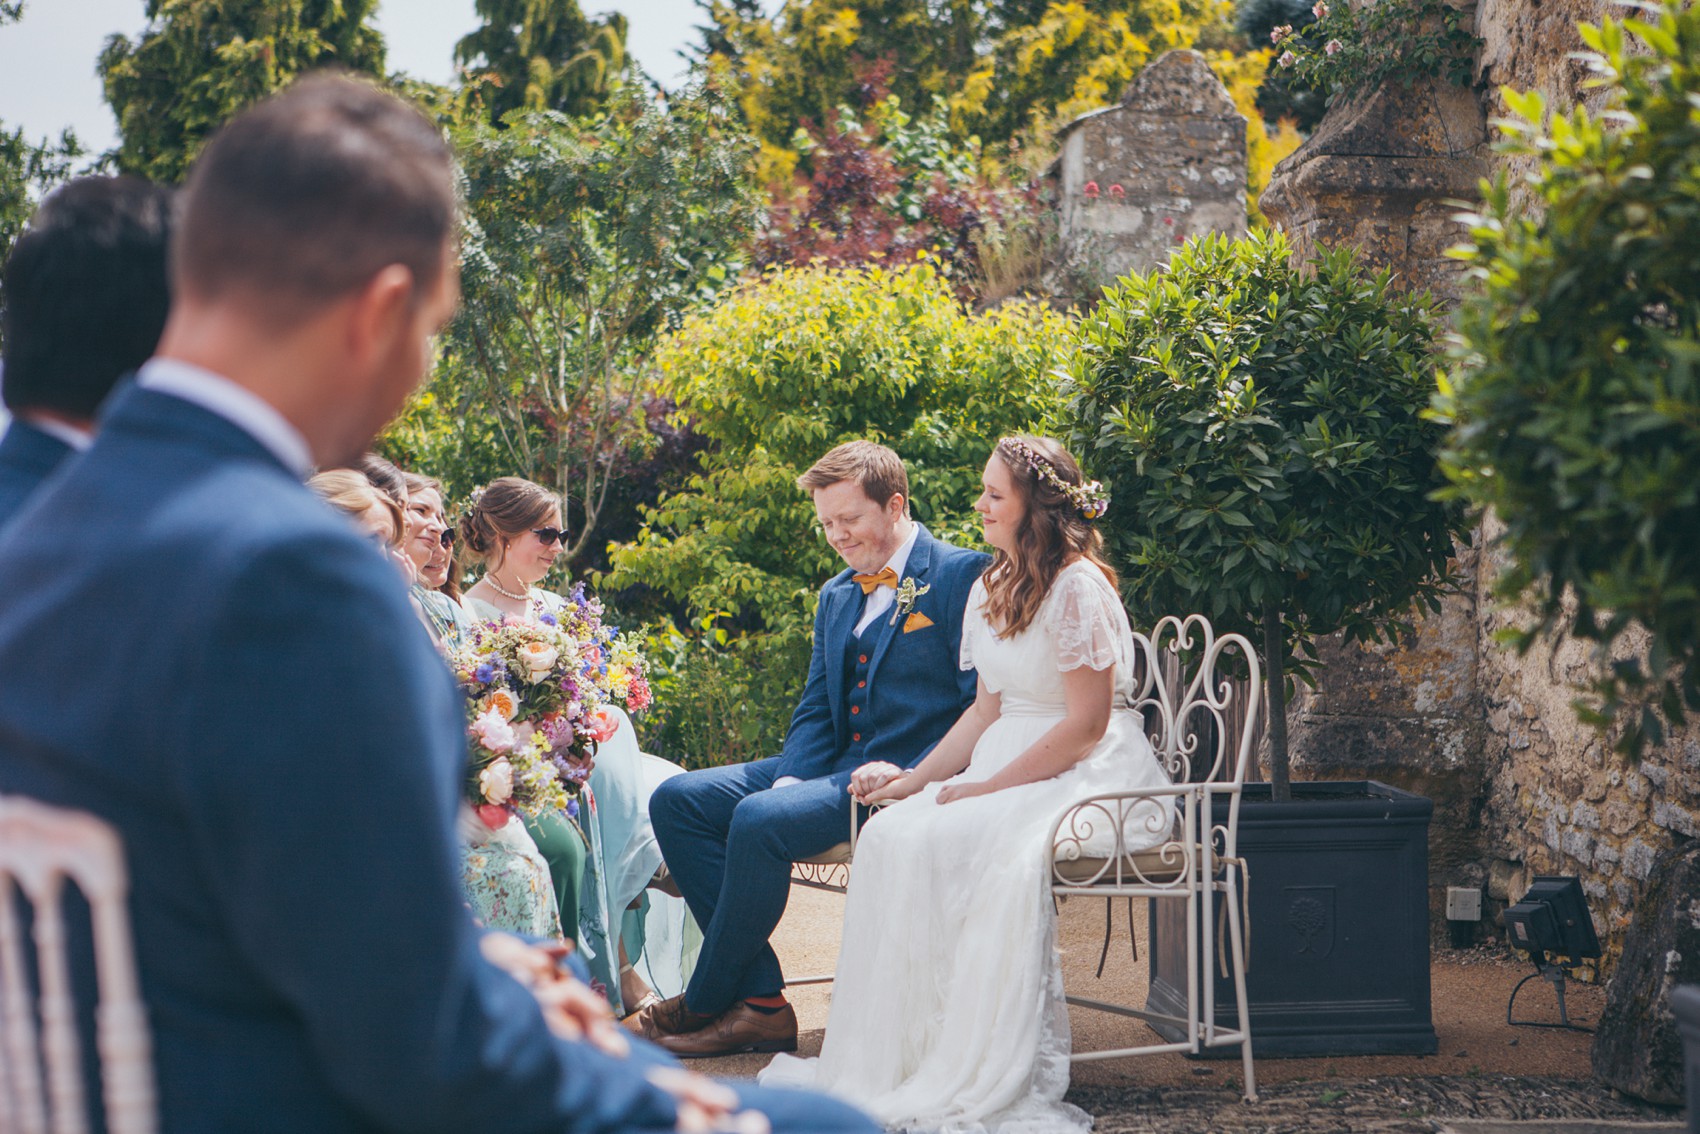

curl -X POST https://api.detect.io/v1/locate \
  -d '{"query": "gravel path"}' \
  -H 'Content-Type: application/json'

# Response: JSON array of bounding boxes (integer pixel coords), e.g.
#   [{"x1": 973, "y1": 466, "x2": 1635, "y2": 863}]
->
[{"x1": 685, "y1": 882, "x2": 1689, "y2": 1129}]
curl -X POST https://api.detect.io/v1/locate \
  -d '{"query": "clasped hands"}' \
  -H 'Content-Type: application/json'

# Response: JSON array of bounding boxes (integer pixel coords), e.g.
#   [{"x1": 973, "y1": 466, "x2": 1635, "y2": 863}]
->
[
  {"x1": 848, "y1": 762, "x2": 995, "y2": 806},
  {"x1": 479, "y1": 934, "x2": 768, "y2": 1134}
]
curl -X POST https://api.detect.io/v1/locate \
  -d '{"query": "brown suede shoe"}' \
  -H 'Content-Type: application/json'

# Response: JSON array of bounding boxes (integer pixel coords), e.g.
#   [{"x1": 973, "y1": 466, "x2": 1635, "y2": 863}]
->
[
  {"x1": 656, "y1": 1001, "x2": 798, "y2": 1059},
  {"x1": 621, "y1": 992, "x2": 717, "y2": 1039}
]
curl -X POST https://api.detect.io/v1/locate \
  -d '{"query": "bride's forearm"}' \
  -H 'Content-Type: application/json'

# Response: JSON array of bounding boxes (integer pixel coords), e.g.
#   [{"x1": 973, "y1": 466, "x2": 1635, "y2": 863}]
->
[
  {"x1": 980, "y1": 663, "x2": 1113, "y2": 793},
  {"x1": 908, "y1": 695, "x2": 995, "y2": 786},
  {"x1": 981, "y1": 720, "x2": 1100, "y2": 792}
]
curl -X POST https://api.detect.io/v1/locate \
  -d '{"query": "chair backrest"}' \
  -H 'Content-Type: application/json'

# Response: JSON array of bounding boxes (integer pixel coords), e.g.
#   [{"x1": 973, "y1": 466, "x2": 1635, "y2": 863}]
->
[
  {"x1": 1131, "y1": 615, "x2": 1263, "y2": 841},
  {"x1": 0, "y1": 795, "x2": 155, "y2": 1134}
]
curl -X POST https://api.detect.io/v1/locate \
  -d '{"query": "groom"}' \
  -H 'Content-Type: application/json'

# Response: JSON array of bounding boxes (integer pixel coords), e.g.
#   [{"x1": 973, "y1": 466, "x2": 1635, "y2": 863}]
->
[{"x1": 642, "y1": 440, "x2": 991, "y2": 1057}]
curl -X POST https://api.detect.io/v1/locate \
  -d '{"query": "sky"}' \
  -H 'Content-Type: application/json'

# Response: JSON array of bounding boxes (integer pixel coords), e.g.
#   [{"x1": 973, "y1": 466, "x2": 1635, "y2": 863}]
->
[{"x1": 0, "y1": 0, "x2": 750, "y2": 156}]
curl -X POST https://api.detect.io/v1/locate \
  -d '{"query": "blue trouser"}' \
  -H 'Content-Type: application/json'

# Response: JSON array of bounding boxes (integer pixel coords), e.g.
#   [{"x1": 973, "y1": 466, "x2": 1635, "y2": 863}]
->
[{"x1": 649, "y1": 756, "x2": 855, "y2": 1016}]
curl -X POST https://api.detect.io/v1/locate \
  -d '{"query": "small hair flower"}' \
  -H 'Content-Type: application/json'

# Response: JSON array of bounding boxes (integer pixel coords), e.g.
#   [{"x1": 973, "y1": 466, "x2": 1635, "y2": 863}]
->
[{"x1": 997, "y1": 439, "x2": 1110, "y2": 521}]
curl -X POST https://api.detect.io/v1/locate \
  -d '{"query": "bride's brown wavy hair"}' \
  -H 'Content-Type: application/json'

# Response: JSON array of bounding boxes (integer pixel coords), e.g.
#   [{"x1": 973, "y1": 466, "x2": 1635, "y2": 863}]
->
[{"x1": 982, "y1": 435, "x2": 1117, "y2": 638}]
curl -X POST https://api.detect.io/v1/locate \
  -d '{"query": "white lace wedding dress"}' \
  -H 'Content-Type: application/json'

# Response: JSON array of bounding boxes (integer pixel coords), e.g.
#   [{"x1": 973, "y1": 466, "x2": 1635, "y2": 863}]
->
[{"x1": 760, "y1": 560, "x2": 1172, "y2": 1133}]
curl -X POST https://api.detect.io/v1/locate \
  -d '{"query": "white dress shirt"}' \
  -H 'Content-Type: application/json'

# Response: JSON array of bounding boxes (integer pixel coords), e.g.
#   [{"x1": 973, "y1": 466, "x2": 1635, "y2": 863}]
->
[
  {"x1": 28, "y1": 416, "x2": 93, "y2": 452},
  {"x1": 853, "y1": 521, "x2": 920, "y2": 637},
  {"x1": 137, "y1": 357, "x2": 315, "y2": 479}
]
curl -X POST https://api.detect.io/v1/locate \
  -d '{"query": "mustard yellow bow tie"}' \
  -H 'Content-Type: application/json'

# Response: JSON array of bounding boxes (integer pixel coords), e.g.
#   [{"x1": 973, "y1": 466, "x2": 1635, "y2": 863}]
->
[{"x1": 852, "y1": 567, "x2": 899, "y2": 594}]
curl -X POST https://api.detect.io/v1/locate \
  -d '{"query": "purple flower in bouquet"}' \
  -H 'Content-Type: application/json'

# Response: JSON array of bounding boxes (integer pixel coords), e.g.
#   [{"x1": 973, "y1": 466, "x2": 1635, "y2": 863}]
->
[
  {"x1": 474, "y1": 661, "x2": 495, "y2": 684},
  {"x1": 566, "y1": 798, "x2": 579, "y2": 820},
  {"x1": 539, "y1": 612, "x2": 558, "y2": 627}
]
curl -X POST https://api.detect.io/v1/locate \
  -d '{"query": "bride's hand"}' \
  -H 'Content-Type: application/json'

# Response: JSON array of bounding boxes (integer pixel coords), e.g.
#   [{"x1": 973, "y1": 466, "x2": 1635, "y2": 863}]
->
[
  {"x1": 848, "y1": 761, "x2": 904, "y2": 802},
  {"x1": 936, "y1": 780, "x2": 995, "y2": 805},
  {"x1": 860, "y1": 771, "x2": 919, "y2": 806}
]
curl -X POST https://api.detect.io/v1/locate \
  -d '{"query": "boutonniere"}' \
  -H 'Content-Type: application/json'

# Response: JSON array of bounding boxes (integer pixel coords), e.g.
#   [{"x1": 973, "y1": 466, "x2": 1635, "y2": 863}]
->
[{"x1": 890, "y1": 576, "x2": 931, "y2": 625}]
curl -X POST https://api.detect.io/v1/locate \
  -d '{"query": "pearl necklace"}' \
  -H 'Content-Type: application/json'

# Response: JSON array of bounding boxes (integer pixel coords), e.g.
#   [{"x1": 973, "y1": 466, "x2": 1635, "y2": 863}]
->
[{"x1": 482, "y1": 573, "x2": 530, "y2": 601}]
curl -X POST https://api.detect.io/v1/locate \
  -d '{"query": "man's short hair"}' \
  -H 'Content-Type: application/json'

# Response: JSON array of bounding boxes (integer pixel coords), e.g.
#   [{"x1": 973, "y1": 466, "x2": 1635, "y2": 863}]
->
[
  {"x1": 173, "y1": 71, "x2": 456, "y2": 325},
  {"x1": 1, "y1": 176, "x2": 174, "y2": 417},
  {"x1": 797, "y1": 440, "x2": 910, "y2": 510}
]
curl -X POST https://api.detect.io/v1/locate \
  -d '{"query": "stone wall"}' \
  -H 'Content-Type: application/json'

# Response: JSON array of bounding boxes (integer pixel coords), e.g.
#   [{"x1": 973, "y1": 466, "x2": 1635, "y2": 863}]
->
[
  {"x1": 1047, "y1": 50, "x2": 1247, "y2": 296},
  {"x1": 1260, "y1": 0, "x2": 1700, "y2": 971}
]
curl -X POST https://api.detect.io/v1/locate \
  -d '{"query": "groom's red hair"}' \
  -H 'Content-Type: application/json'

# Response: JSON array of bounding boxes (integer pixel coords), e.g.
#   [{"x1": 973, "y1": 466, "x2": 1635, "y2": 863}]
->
[{"x1": 797, "y1": 440, "x2": 910, "y2": 512}]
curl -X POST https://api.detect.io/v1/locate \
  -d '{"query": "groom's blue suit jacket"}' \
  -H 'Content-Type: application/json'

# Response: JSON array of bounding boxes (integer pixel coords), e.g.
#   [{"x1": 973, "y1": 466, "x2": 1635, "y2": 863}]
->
[
  {"x1": 775, "y1": 525, "x2": 990, "y2": 781},
  {"x1": 0, "y1": 385, "x2": 682, "y2": 1133}
]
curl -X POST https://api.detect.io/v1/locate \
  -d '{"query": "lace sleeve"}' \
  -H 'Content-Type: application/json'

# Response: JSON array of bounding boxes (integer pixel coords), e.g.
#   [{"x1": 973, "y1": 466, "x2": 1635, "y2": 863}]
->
[
  {"x1": 960, "y1": 579, "x2": 987, "y2": 672},
  {"x1": 1047, "y1": 564, "x2": 1132, "y2": 673}
]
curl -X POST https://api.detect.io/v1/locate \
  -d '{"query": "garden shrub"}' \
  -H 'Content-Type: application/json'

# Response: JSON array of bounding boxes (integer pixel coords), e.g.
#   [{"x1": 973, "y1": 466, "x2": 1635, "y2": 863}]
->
[{"x1": 1063, "y1": 229, "x2": 1462, "y2": 794}]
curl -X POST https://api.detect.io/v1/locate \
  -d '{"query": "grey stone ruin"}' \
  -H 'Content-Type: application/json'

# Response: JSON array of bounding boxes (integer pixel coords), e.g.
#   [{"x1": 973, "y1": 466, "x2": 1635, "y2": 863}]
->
[{"x1": 1047, "y1": 49, "x2": 1248, "y2": 298}]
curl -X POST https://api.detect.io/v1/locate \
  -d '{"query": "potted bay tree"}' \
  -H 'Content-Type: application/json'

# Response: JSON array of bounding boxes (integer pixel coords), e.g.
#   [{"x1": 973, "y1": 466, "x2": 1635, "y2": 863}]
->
[{"x1": 1062, "y1": 228, "x2": 1465, "y2": 1055}]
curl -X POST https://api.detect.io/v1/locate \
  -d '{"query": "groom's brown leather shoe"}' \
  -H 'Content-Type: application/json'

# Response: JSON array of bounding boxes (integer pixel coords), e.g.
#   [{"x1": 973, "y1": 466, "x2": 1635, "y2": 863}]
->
[
  {"x1": 655, "y1": 1001, "x2": 798, "y2": 1059},
  {"x1": 622, "y1": 992, "x2": 717, "y2": 1039}
]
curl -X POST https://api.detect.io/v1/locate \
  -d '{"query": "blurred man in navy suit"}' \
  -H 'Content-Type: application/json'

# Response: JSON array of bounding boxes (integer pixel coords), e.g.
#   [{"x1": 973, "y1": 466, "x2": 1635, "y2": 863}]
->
[
  {"x1": 0, "y1": 74, "x2": 872, "y2": 1134},
  {"x1": 0, "y1": 175, "x2": 173, "y2": 529}
]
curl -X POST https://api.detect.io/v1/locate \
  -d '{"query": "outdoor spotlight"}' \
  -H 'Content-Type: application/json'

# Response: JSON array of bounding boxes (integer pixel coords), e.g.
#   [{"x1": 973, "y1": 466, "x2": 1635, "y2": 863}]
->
[{"x1": 1504, "y1": 875, "x2": 1601, "y2": 1029}]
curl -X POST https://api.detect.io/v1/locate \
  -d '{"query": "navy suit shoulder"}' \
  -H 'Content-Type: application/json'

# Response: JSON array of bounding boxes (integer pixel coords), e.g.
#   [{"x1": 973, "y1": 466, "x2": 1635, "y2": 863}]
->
[
  {"x1": 0, "y1": 386, "x2": 684, "y2": 1133},
  {"x1": 0, "y1": 420, "x2": 74, "y2": 533}
]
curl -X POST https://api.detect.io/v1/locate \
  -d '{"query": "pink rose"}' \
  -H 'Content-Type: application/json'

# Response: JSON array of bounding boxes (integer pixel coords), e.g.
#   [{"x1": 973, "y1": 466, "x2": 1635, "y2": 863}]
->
[
  {"x1": 1313, "y1": 1, "x2": 1329, "y2": 17},
  {"x1": 476, "y1": 803, "x2": 511, "y2": 830},
  {"x1": 1278, "y1": 50, "x2": 1299, "y2": 68},
  {"x1": 1271, "y1": 23, "x2": 1293, "y2": 43},
  {"x1": 471, "y1": 709, "x2": 515, "y2": 754},
  {"x1": 1325, "y1": 38, "x2": 1343, "y2": 54},
  {"x1": 584, "y1": 707, "x2": 620, "y2": 745}
]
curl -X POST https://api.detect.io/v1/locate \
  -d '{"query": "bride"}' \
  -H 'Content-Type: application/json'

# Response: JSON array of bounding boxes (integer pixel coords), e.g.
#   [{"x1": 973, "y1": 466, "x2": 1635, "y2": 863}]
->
[{"x1": 760, "y1": 435, "x2": 1172, "y2": 1133}]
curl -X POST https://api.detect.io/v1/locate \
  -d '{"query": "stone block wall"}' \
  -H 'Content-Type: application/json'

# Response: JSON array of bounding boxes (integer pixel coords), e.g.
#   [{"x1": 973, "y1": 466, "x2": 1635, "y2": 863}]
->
[{"x1": 1259, "y1": 0, "x2": 1700, "y2": 970}]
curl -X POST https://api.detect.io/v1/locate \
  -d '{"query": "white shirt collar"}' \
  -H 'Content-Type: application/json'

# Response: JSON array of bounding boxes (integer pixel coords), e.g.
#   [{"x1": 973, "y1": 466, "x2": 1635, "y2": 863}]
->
[
  {"x1": 25, "y1": 415, "x2": 93, "y2": 452},
  {"x1": 137, "y1": 358, "x2": 314, "y2": 479},
  {"x1": 882, "y1": 521, "x2": 921, "y2": 580}
]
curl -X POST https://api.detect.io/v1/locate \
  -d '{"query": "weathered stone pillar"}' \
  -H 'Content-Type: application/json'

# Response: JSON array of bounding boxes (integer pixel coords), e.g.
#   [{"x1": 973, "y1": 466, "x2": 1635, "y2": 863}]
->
[
  {"x1": 1046, "y1": 49, "x2": 1247, "y2": 298},
  {"x1": 1259, "y1": 76, "x2": 1492, "y2": 930}
]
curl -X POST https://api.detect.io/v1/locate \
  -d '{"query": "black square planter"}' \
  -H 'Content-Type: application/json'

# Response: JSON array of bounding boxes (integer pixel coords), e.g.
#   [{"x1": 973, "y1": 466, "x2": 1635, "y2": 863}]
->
[
  {"x1": 1145, "y1": 780, "x2": 1438, "y2": 1057},
  {"x1": 1675, "y1": 985, "x2": 1700, "y2": 1134}
]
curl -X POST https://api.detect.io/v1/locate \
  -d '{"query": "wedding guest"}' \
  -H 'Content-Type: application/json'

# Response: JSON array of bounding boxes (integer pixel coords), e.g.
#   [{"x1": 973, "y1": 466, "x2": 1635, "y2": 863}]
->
[
  {"x1": 461, "y1": 476, "x2": 693, "y2": 1017},
  {"x1": 309, "y1": 467, "x2": 416, "y2": 584},
  {"x1": 639, "y1": 441, "x2": 988, "y2": 1058},
  {"x1": 357, "y1": 450, "x2": 408, "y2": 508},
  {"x1": 0, "y1": 175, "x2": 172, "y2": 529},
  {"x1": 761, "y1": 436, "x2": 1172, "y2": 1132},
  {"x1": 0, "y1": 73, "x2": 868, "y2": 1134},
  {"x1": 402, "y1": 470, "x2": 471, "y2": 647}
]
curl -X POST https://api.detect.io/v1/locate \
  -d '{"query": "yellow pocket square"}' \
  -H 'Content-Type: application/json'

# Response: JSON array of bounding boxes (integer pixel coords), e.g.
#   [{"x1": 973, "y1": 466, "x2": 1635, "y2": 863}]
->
[{"x1": 903, "y1": 611, "x2": 934, "y2": 633}]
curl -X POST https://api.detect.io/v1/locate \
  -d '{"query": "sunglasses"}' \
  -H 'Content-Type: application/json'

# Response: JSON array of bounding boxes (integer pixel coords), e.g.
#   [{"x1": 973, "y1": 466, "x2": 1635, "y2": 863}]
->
[
  {"x1": 532, "y1": 527, "x2": 566, "y2": 547},
  {"x1": 438, "y1": 529, "x2": 456, "y2": 549}
]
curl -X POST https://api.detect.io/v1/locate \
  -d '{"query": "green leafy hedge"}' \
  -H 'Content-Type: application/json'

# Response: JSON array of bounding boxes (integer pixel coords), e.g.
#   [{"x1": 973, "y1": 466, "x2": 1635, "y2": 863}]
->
[{"x1": 609, "y1": 259, "x2": 1073, "y2": 765}]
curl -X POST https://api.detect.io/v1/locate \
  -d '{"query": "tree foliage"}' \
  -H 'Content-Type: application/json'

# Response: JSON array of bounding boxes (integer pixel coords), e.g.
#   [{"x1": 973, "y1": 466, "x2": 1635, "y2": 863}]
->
[
  {"x1": 383, "y1": 83, "x2": 759, "y2": 567},
  {"x1": 1435, "y1": 0, "x2": 1700, "y2": 757},
  {"x1": 98, "y1": 0, "x2": 385, "y2": 183},
  {"x1": 456, "y1": 0, "x2": 628, "y2": 126},
  {"x1": 608, "y1": 260, "x2": 1073, "y2": 761},
  {"x1": 0, "y1": 3, "x2": 83, "y2": 293},
  {"x1": 697, "y1": 0, "x2": 1226, "y2": 165},
  {"x1": 757, "y1": 96, "x2": 1044, "y2": 301},
  {"x1": 1064, "y1": 230, "x2": 1461, "y2": 797}
]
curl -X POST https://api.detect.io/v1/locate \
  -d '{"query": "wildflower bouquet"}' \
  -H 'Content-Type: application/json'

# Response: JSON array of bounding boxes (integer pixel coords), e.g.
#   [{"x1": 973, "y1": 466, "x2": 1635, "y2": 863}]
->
[{"x1": 452, "y1": 584, "x2": 653, "y2": 829}]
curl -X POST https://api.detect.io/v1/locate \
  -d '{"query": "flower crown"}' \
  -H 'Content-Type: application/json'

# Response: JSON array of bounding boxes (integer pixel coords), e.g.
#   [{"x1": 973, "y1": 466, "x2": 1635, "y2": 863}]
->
[{"x1": 998, "y1": 439, "x2": 1110, "y2": 521}]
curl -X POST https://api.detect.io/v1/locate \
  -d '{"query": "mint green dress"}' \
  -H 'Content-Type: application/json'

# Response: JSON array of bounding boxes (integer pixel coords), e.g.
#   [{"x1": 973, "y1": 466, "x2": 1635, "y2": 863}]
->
[{"x1": 466, "y1": 589, "x2": 698, "y2": 1012}]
